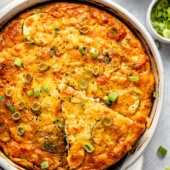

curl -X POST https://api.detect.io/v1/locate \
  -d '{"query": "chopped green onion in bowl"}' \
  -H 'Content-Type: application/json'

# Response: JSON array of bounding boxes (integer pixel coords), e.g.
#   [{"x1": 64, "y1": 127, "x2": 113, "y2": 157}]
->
[{"x1": 150, "y1": 0, "x2": 170, "y2": 41}]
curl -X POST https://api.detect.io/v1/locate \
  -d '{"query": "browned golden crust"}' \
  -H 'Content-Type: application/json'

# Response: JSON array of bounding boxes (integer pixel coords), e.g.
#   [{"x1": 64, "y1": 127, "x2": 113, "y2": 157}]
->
[{"x1": 0, "y1": 2, "x2": 154, "y2": 170}]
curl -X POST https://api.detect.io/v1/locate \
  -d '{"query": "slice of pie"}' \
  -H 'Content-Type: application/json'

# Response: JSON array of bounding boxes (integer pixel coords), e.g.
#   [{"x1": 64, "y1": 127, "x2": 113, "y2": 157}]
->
[{"x1": 59, "y1": 83, "x2": 145, "y2": 169}]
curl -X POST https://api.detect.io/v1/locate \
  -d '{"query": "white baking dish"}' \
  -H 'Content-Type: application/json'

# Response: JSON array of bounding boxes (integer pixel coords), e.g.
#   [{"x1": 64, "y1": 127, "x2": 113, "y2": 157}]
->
[{"x1": 0, "y1": 0, "x2": 164, "y2": 169}]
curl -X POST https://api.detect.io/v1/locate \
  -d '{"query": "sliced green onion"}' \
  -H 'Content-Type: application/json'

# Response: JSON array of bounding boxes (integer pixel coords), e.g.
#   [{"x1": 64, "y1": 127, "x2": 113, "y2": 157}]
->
[
  {"x1": 27, "y1": 90, "x2": 33, "y2": 96},
  {"x1": 18, "y1": 101, "x2": 26, "y2": 110},
  {"x1": 157, "y1": 0, "x2": 168, "y2": 10},
  {"x1": 84, "y1": 69, "x2": 93, "y2": 78},
  {"x1": 155, "y1": 39, "x2": 161, "y2": 49},
  {"x1": 153, "y1": 91, "x2": 157, "y2": 98},
  {"x1": 83, "y1": 142, "x2": 95, "y2": 153},
  {"x1": 7, "y1": 103, "x2": 15, "y2": 113},
  {"x1": 12, "y1": 112, "x2": 21, "y2": 120},
  {"x1": 79, "y1": 26, "x2": 90, "y2": 34},
  {"x1": 6, "y1": 88, "x2": 13, "y2": 97},
  {"x1": 24, "y1": 35, "x2": 34, "y2": 44},
  {"x1": 34, "y1": 88, "x2": 40, "y2": 97},
  {"x1": 90, "y1": 48, "x2": 99, "y2": 58},
  {"x1": 14, "y1": 58, "x2": 23, "y2": 67},
  {"x1": 0, "y1": 96, "x2": 6, "y2": 102},
  {"x1": 104, "y1": 97, "x2": 112, "y2": 105},
  {"x1": 79, "y1": 46, "x2": 87, "y2": 55},
  {"x1": 108, "y1": 92, "x2": 118, "y2": 102},
  {"x1": 41, "y1": 161, "x2": 49, "y2": 169},
  {"x1": 38, "y1": 62, "x2": 50, "y2": 71},
  {"x1": 55, "y1": 27, "x2": 60, "y2": 34},
  {"x1": 41, "y1": 86, "x2": 49, "y2": 93},
  {"x1": 165, "y1": 168, "x2": 170, "y2": 170},
  {"x1": 31, "y1": 102, "x2": 41, "y2": 111},
  {"x1": 102, "y1": 115, "x2": 113, "y2": 126},
  {"x1": 92, "y1": 66, "x2": 100, "y2": 75},
  {"x1": 110, "y1": 26, "x2": 118, "y2": 34},
  {"x1": 163, "y1": 28, "x2": 170, "y2": 39},
  {"x1": 129, "y1": 76, "x2": 140, "y2": 82},
  {"x1": 157, "y1": 145, "x2": 167, "y2": 157},
  {"x1": 17, "y1": 125, "x2": 25, "y2": 135},
  {"x1": 78, "y1": 80, "x2": 88, "y2": 90},
  {"x1": 23, "y1": 73, "x2": 33, "y2": 83}
]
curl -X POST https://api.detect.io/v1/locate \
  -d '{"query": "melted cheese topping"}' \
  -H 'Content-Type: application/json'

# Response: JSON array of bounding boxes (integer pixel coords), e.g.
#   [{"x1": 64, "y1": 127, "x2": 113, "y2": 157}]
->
[{"x1": 0, "y1": 2, "x2": 154, "y2": 170}]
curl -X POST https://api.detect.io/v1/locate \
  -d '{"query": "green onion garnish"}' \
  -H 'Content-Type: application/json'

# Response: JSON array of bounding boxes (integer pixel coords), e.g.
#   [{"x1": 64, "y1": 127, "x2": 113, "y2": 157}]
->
[
  {"x1": 102, "y1": 115, "x2": 113, "y2": 126},
  {"x1": 41, "y1": 86, "x2": 49, "y2": 93},
  {"x1": 18, "y1": 101, "x2": 26, "y2": 110},
  {"x1": 83, "y1": 142, "x2": 95, "y2": 153},
  {"x1": 90, "y1": 48, "x2": 99, "y2": 58},
  {"x1": 79, "y1": 26, "x2": 90, "y2": 34},
  {"x1": 7, "y1": 103, "x2": 15, "y2": 113},
  {"x1": 27, "y1": 90, "x2": 33, "y2": 96},
  {"x1": 157, "y1": 145, "x2": 167, "y2": 157},
  {"x1": 92, "y1": 66, "x2": 100, "y2": 75},
  {"x1": 78, "y1": 80, "x2": 88, "y2": 90},
  {"x1": 17, "y1": 125, "x2": 25, "y2": 135},
  {"x1": 163, "y1": 28, "x2": 170, "y2": 39},
  {"x1": 128, "y1": 76, "x2": 140, "y2": 82},
  {"x1": 24, "y1": 35, "x2": 34, "y2": 44},
  {"x1": 31, "y1": 102, "x2": 41, "y2": 111},
  {"x1": 153, "y1": 91, "x2": 157, "y2": 98},
  {"x1": 34, "y1": 88, "x2": 40, "y2": 97},
  {"x1": 104, "y1": 97, "x2": 112, "y2": 105},
  {"x1": 79, "y1": 46, "x2": 87, "y2": 55},
  {"x1": 84, "y1": 69, "x2": 93, "y2": 78},
  {"x1": 6, "y1": 88, "x2": 13, "y2": 97},
  {"x1": 55, "y1": 27, "x2": 60, "y2": 34},
  {"x1": 38, "y1": 62, "x2": 50, "y2": 71},
  {"x1": 166, "y1": 168, "x2": 170, "y2": 170},
  {"x1": 108, "y1": 92, "x2": 118, "y2": 102},
  {"x1": 12, "y1": 112, "x2": 21, "y2": 120},
  {"x1": 23, "y1": 73, "x2": 33, "y2": 83},
  {"x1": 14, "y1": 58, "x2": 23, "y2": 67},
  {"x1": 0, "y1": 96, "x2": 6, "y2": 102},
  {"x1": 41, "y1": 161, "x2": 49, "y2": 169}
]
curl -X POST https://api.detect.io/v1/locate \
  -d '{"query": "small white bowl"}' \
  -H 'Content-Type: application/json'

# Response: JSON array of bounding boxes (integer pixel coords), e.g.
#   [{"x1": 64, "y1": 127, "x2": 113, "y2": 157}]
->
[{"x1": 146, "y1": 0, "x2": 170, "y2": 43}]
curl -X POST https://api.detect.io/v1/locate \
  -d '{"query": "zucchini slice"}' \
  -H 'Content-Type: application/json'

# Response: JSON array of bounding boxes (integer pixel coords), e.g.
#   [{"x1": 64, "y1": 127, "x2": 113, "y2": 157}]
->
[{"x1": 22, "y1": 13, "x2": 55, "y2": 46}]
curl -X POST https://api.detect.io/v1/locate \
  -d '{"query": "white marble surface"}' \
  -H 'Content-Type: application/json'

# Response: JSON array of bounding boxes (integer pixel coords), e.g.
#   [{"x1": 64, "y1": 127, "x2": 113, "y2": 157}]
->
[{"x1": 0, "y1": 0, "x2": 170, "y2": 170}]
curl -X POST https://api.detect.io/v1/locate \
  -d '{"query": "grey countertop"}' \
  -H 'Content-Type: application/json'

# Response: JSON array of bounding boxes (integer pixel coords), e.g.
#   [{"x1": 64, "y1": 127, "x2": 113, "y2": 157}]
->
[{"x1": 0, "y1": 0, "x2": 170, "y2": 170}]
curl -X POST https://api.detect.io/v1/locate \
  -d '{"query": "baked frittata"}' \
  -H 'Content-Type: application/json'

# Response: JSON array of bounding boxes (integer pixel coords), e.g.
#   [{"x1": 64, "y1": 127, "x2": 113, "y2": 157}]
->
[{"x1": 0, "y1": 1, "x2": 155, "y2": 170}]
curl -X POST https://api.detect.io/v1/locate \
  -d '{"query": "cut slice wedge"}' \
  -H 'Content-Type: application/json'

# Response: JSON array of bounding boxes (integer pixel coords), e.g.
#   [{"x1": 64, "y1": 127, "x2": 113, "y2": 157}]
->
[{"x1": 59, "y1": 83, "x2": 145, "y2": 169}]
